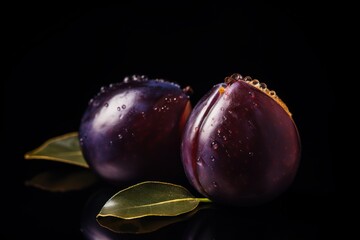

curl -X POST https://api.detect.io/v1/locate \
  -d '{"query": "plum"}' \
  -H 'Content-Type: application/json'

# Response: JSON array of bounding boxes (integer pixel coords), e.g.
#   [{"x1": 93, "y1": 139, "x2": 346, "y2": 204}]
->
[
  {"x1": 181, "y1": 73, "x2": 301, "y2": 206},
  {"x1": 79, "y1": 75, "x2": 192, "y2": 184}
]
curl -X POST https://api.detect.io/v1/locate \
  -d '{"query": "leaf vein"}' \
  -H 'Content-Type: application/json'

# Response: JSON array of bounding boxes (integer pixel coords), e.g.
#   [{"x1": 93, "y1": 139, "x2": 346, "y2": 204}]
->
[{"x1": 113, "y1": 198, "x2": 199, "y2": 211}]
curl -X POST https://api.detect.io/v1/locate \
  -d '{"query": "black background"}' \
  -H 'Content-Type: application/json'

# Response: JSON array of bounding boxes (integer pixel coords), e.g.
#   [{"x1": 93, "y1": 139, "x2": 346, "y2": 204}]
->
[{"x1": 3, "y1": 1, "x2": 334, "y2": 239}]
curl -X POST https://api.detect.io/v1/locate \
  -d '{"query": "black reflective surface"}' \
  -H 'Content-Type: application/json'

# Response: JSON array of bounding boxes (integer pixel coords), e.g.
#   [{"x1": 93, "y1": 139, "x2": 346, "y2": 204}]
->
[{"x1": 4, "y1": 2, "x2": 333, "y2": 239}]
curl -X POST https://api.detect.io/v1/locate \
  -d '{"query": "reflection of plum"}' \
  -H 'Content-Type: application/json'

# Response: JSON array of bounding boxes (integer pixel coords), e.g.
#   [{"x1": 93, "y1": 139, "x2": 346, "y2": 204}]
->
[
  {"x1": 79, "y1": 75, "x2": 192, "y2": 184},
  {"x1": 80, "y1": 187, "x2": 120, "y2": 240},
  {"x1": 181, "y1": 74, "x2": 301, "y2": 206},
  {"x1": 80, "y1": 186, "x2": 189, "y2": 240},
  {"x1": 182, "y1": 206, "x2": 306, "y2": 239}
]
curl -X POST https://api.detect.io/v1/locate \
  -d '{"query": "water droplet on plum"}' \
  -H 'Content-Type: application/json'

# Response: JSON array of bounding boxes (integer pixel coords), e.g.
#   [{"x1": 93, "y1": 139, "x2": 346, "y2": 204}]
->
[{"x1": 211, "y1": 141, "x2": 219, "y2": 150}]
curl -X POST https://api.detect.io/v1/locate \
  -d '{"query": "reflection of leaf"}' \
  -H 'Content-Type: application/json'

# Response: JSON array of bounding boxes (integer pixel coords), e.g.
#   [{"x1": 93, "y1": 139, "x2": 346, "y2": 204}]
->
[
  {"x1": 24, "y1": 132, "x2": 88, "y2": 168},
  {"x1": 25, "y1": 169, "x2": 98, "y2": 192},
  {"x1": 98, "y1": 181, "x2": 210, "y2": 219},
  {"x1": 97, "y1": 204, "x2": 211, "y2": 234}
]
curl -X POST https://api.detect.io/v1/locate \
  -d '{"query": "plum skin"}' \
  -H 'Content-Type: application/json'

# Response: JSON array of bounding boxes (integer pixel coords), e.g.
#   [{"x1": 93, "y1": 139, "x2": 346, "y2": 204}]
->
[
  {"x1": 79, "y1": 77, "x2": 191, "y2": 184},
  {"x1": 181, "y1": 75, "x2": 301, "y2": 206}
]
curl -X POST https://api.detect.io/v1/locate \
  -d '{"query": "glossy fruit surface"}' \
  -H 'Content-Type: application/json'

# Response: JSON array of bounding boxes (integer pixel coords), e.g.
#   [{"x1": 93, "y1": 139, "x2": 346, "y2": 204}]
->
[
  {"x1": 79, "y1": 75, "x2": 192, "y2": 184},
  {"x1": 181, "y1": 73, "x2": 301, "y2": 206},
  {"x1": 80, "y1": 187, "x2": 119, "y2": 240}
]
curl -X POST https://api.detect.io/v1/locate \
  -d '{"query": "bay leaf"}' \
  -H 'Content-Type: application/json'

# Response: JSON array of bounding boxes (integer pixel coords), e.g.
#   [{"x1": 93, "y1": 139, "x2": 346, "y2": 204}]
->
[
  {"x1": 24, "y1": 132, "x2": 88, "y2": 168},
  {"x1": 97, "y1": 181, "x2": 205, "y2": 219},
  {"x1": 25, "y1": 169, "x2": 98, "y2": 192}
]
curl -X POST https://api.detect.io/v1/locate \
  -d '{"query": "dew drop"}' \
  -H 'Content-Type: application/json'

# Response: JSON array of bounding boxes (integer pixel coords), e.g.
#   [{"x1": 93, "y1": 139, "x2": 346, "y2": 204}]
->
[
  {"x1": 122, "y1": 104, "x2": 126, "y2": 109},
  {"x1": 212, "y1": 181, "x2": 218, "y2": 188},
  {"x1": 117, "y1": 107, "x2": 121, "y2": 111},
  {"x1": 79, "y1": 138, "x2": 84, "y2": 146},
  {"x1": 153, "y1": 107, "x2": 158, "y2": 111},
  {"x1": 138, "y1": 75, "x2": 148, "y2": 81},
  {"x1": 260, "y1": 82, "x2": 267, "y2": 89},
  {"x1": 222, "y1": 116, "x2": 227, "y2": 121},
  {"x1": 210, "y1": 155, "x2": 216, "y2": 161},
  {"x1": 109, "y1": 83, "x2": 114, "y2": 88},
  {"x1": 100, "y1": 86, "x2": 106, "y2": 92},
  {"x1": 123, "y1": 76, "x2": 130, "y2": 83},
  {"x1": 118, "y1": 134, "x2": 123, "y2": 139},
  {"x1": 251, "y1": 79, "x2": 260, "y2": 86},
  {"x1": 88, "y1": 98, "x2": 94, "y2": 105},
  {"x1": 131, "y1": 75, "x2": 140, "y2": 81},
  {"x1": 104, "y1": 103, "x2": 109, "y2": 107},
  {"x1": 211, "y1": 141, "x2": 219, "y2": 150},
  {"x1": 244, "y1": 76, "x2": 252, "y2": 82},
  {"x1": 194, "y1": 127, "x2": 199, "y2": 132},
  {"x1": 196, "y1": 157, "x2": 203, "y2": 165},
  {"x1": 183, "y1": 86, "x2": 193, "y2": 95},
  {"x1": 222, "y1": 135, "x2": 227, "y2": 141},
  {"x1": 248, "y1": 152, "x2": 254, "y2": 157},
  {"x1": 173, "y1": 97, "x2": 177, "y2": 101},
  {"x1": 248, "y1": 91, "x2": 255, "y2": 98},
  {"x1": 231, "y1": 73, "x2": 242, "y2": 80},
  {"x1": 220, "y1": 107, "x2": 224, "y2": 111},
  {"x1": 119, "y1": 114, "x2": 123, "y2": 119},
  {"x1": 109, "y1": 140, "x2": 113, "y2": 145}
]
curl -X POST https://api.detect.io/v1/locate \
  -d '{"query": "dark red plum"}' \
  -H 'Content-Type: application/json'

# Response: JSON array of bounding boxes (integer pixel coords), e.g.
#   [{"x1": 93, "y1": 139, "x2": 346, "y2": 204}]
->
[
  {"x1": 181, "y1": 74, "x2": 301, "y2": 206},
  {"x1": 79, "y1": 75, "x2": 192, "y2": 184}
]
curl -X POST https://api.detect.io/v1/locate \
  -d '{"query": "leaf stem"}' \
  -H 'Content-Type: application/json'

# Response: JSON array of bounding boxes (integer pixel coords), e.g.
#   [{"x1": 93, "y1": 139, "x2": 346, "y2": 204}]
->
[{"x1": 197, "y1": 198, "x2": 212, "y2": 203}]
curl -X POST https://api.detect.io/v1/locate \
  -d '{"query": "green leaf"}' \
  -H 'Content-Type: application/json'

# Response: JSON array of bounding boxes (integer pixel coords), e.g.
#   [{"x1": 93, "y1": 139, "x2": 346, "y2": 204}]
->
[
  {"x1": 97, "y1": 181, "x2": 210, "y2": 219},
  {"x1": 24, "y1": 132, "x2": 88, "y2": 168},
  {"x1": 97, "y1": 205, "x2": 210, "y2": 234},
  {"x1": 25, "y1": 169, "x2": 98, "y2": 192}
]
